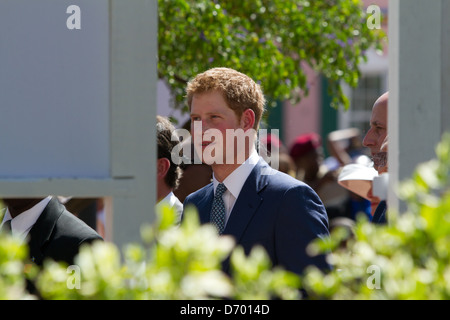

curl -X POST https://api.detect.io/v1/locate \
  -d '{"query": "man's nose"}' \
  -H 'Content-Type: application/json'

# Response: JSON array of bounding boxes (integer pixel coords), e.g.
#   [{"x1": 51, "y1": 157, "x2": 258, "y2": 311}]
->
[{"x1": 362, "y1": 130, "x2": 374, "y2": 147}]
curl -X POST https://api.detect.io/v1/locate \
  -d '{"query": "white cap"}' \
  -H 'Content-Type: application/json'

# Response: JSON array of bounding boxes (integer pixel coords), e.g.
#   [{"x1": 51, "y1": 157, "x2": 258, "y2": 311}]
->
[{"x1": 338, "y1": 163, "x2": 379, "y2": 200}]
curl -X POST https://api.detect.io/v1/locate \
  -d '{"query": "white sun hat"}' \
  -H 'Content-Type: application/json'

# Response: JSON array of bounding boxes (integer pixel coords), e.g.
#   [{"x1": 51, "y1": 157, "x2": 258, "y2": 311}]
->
[{"x1": 338, "y1": 163, "x2": 379, "y2": 200}]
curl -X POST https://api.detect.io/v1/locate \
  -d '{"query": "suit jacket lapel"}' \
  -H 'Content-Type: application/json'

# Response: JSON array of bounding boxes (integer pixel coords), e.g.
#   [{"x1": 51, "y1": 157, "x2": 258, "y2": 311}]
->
[
  {"x1": 194, "y1": 183, "x2": 215, "y2": 224},
  {"x1": 223, "y1": 159, "x2": 269, "y2": 243},
  {"x1": 27, "y1": 197, "x2": 62, "y2": 265}
]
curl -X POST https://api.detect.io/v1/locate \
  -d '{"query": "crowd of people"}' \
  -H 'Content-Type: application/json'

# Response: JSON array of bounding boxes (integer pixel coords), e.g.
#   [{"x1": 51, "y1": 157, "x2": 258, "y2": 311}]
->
[
  {"x1": 1, "y1": 67, "x2": 389, "y2": 298},
  {"x1": 157, "y1": 69, "x2": 389, "y2": 230},
  {"x1": 155, "y1": 67, "x2": 389, "y2": 277}
]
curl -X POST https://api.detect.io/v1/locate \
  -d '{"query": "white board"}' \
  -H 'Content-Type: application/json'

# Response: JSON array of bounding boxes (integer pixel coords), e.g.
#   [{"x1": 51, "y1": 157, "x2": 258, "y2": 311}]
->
[{"x1": 0, "y1": 0, "x2": 110, "y2": 178}]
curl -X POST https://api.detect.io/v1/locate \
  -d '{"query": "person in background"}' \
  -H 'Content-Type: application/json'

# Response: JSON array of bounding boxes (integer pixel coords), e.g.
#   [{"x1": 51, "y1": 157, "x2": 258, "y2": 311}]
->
[
  {"x1": 156, "y1": 115, "x2": 183, "y2": 223},
  {"x1": 1, "y1": 196, "x2": 103, "y2": 297},
  {"x1": 0, "y1": 196, "x2": 103, "y2": 266},
  {"x1": 259, "y1": 132, "x2": 296, "y2": 176},
  {"x1": 289, "y1": 132, "x2": 350, "y2": 221},
  {"x1": 277, "y1": 152, "x2": 296, "y2": 177},
  {"x1": 327, "y1": 127, "x2": 370, "y2": 167},
  {"x1": 362, "y1": 91, "x2": 389, "y2": 224},
  {"x1": 337, "y1": 162, "x2": 380, "y2": 220},
  {"x1": 328, "y1": 127, "x2": 376, "y2": 220}
]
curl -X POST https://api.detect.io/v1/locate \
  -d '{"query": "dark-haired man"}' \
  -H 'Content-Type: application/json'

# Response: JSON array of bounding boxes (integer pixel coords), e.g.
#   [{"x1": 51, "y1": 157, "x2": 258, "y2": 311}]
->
[{"x1": 156, "y1": 115, "x2": 183, "y2": 223}]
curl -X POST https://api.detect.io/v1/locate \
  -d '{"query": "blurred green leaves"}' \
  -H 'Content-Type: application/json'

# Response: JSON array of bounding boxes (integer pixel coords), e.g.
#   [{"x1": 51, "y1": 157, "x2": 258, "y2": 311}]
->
[
  {"x1": 0, "y1": 232, "x2": 32, "y2": 299},
  {"x1": 2, "y1": 203, "x2": 301, "y2": 300},
  {"x1": 3, "y1": 133, "x2": 450, "y2": 300},
  {"x1": 158, "y1": 0, "x2": 386, "y2": 112}
]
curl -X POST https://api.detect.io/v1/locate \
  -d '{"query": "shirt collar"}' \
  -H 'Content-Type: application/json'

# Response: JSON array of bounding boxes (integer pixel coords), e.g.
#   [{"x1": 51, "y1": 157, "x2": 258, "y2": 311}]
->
[
  {"x1": 156, "y1": 191, "x2": 177, "y2": 208},
  {"x1": 2, "y1": 196, "x2": 52, "y2": 240},
  {"x1": 213, "y1": 150, "x2": 260, "y2": 198}
]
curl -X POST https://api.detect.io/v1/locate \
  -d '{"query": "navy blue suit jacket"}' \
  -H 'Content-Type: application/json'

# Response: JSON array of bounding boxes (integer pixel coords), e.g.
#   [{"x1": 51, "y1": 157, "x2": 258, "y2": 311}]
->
[
  {"x1": 183, "y1": 159, "x2": 330, "y2": 276},
  {"x1": 372, "y1": 200, "x2": 387, "y2": 224}
]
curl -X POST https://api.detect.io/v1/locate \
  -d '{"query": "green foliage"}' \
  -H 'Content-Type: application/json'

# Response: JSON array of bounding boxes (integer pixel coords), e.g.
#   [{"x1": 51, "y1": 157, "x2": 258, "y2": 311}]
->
[
  {"x1": 0, "y1": 232, "x2": 34, "y2": 299},
  {"x1": 230, "y1": 246, "x2": 301, "y2": 300},
  {"x1": 1, "y1": 204, "x2": 300, "y2": 300},
  {"x1": 302, "y1": 132, "x2": 450, "y2": 299},
  {"x1": 158, "y1": 0, "x2": 386, "y2": 112}
]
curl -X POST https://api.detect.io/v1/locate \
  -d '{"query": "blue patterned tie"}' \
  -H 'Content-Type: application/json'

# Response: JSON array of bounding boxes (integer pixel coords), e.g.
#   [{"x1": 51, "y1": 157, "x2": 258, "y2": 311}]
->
[{"x1": 210, "y1": 183, "x2": 227, "y2": 234}]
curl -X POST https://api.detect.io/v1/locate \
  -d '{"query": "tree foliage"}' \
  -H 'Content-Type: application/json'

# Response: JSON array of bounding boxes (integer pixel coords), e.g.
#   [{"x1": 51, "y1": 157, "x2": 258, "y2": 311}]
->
[{"x1": 158, "y1": 0, "x2": 386, "y2": 112}]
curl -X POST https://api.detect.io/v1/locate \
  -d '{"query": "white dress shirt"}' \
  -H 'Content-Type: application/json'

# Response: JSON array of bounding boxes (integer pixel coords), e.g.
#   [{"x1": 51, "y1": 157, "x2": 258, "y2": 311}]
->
[
  {"x1": 212, "y1": 150, "x2": 260, "y2": 226},
  {"x1": 1, "y1": 196, "x2": 52, "y2": 241},
  {"x1": 156, "y1": 191, "x2": 183, "y2": 224}
]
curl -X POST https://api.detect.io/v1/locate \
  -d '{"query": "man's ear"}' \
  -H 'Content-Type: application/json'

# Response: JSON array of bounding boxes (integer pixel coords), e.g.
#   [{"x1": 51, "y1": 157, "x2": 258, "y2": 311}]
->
[
  {"x1": 241, "y1": 108, "x2": 256, "y2": 131},
  {"x1": 157, "y1": 158, "x2": 171, "y2": 179}
]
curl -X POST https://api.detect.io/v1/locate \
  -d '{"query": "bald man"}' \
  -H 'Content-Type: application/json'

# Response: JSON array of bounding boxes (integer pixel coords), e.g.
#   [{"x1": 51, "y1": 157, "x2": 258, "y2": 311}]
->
[{"x1": 363, "y1": 91, "x2": 388, "y2": 224}]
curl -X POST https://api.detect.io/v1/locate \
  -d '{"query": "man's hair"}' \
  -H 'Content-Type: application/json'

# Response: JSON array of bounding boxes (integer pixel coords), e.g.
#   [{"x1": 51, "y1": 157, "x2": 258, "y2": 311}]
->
[
  {"x1": 157, "y1": 115, "x2": 181, "y2": 189},
  {"x1": 186, "y1": 67, "x2": 265, "y2": 130}
]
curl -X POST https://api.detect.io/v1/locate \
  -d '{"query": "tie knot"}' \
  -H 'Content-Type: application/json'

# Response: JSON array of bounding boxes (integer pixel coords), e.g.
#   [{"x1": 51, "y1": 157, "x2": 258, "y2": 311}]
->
[{"x1": 215, "y1": 183, "x2": 227, "y2": 197}]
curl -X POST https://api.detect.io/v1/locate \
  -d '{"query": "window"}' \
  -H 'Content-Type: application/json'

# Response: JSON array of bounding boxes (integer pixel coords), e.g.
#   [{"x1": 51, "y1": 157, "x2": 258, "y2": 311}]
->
[{"x1": 339, "y1": 73, "x2": 387, "y2": 136}]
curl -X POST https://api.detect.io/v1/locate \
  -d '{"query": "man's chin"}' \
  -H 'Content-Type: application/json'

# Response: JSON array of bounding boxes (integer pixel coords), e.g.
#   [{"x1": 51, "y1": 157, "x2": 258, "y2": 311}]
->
[{"x1": 372, "y1": 152, "x2": 387, "y2": 169}]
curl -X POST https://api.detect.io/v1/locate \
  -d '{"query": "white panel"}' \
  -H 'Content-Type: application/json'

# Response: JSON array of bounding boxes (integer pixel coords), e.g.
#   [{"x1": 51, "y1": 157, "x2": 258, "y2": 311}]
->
[
  {"x1": 0, "y1": 0, "x2": 110, "y2": 178},
  {"x1": 389, "y1": 0, "x2": 446, "y2": 212}
]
